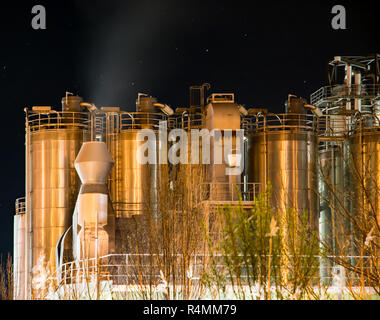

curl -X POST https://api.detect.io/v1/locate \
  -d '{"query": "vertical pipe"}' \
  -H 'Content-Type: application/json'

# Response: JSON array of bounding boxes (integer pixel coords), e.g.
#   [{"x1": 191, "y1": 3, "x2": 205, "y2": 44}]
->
[
  {"x1": 95, "y1": 211, "x2": 99, "y2": 300},
  {"x1": 345, "y1": 65, "x2": 352, "y2": 111},
  {"x1": 24, "y1": 109, "x2": 32, "y2": 300},
  {"x1": 91, "y1": 111, "x2": 95, "y2": 141},
  {"x1": 375, "y1": 54, "x2": 379, "y2": 86},
  {"x1": 355, "y1": 72, "x2": 362, "y2": 111}
]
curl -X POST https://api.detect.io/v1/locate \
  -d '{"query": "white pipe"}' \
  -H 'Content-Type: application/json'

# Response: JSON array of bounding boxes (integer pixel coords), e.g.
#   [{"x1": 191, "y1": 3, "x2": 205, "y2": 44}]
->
[
  {"x1": 153, "y1": 103, "x2": 174, "y2": 115},
  {"x1": 354, "y1": 72, "x2": 362, "y2": 111},
  {"x1": 345, "y1": 65, "x2": 352, "y2": 111},
  {"x1": 237, "y1": 105, "x2": 248, "y2": 116},
  {"x1": 80, "y1": 102, "x2": 97, "y2": 111},
  {"x1": 304, "y1": 104, "x2": 323, "y2": 117}
]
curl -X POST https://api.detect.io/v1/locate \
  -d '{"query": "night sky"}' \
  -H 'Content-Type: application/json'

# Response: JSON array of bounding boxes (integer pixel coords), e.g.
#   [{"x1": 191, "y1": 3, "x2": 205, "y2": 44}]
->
[{"x1": 0, "y1": 0, "x2": 379, "y2": 257}]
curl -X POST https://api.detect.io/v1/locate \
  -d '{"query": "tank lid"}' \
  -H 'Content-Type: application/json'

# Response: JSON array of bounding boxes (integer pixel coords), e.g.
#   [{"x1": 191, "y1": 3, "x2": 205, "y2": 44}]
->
[
  {"x1": 62, "y1": 95, "x2": 83, "y2": 112},
  {"x1": 285, "y1": 95, "x2": 307, "y2": 114},
  {"x1": 207, "y1": 93, "x2": 235, "y2": 104},
  {"x1": 136, "y1": 94, "x2": 158, "y2": 112}
]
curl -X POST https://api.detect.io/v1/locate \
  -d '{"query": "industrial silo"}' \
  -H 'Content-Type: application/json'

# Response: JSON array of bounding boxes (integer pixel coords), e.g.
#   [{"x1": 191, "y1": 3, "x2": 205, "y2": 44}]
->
[
  {"x1": 24, "y1": 96, "x2": 90, "y2": 296},
  {"x1": 318, "y1": 144, "x2": 352, "y2": 280},
  {"x1": 107, "y1": 94, "x2": 171, "y2": 253},
  {"x1": 169, "y1": 84, "x2": 208, "y2": 206},
  {"x1": 348, "y1": 116, "x2": 380, "y2": 259},
  {"x1": 246, "y1": 96, "x2": 319, "y2": 228}
]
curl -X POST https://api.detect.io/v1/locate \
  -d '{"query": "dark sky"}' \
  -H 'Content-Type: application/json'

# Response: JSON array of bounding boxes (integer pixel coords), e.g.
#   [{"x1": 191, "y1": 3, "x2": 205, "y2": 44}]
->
[{"x1": 0, "y1": 0, "x2": 379, "y2": 256}]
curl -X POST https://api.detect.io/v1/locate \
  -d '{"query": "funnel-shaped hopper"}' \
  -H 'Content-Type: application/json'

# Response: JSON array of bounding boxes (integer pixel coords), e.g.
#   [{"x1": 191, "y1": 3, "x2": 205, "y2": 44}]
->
[{"x1": 75, "y1": 141, "x2": 114, "y2": 184}]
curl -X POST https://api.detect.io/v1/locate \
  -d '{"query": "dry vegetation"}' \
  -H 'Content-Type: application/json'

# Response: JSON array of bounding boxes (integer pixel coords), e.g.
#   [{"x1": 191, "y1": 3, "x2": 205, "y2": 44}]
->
[{"x1": 0, "y1": 254, "x2": 13, "y2": 300}]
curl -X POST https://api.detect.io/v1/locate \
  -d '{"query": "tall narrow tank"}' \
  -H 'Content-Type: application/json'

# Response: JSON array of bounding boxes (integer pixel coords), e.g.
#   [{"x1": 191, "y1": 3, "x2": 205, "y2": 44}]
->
[
  {"x1": 13, "y1": 198, "x2": 26, "y2": 300},
  {"x1": 25, "y1": 102, "x2": 90, "y2": 290},
  {"x1": 246, "y1": 97, "x2": 319, "y2": 228},
  {"x1": 318, "y1": 145, "x2": 349, "y2": 281},
  {"x1": 348, "y1": 123, "x2": 380, "y2": 258},
  {"x1": 109, "y1": 113, "x2": 166, "y2": 217},
  {"x1": 106, "y1": 96, "x2": 168, "y2": 253}
]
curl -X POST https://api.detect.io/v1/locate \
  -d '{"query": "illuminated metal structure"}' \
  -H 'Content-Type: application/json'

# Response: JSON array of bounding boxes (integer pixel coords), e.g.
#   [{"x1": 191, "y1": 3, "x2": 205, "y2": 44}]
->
[
  {"x1": 72, "y1": 141, "x2": 115, "y2": 260},
  {"x1": 311, "y1": 54, "x2": 380, "y2": 280},
  {"x1": 104, "y1": 94, "x2": 172, "y2": 254},
  {"x1": 13, "y1": 54, "x2": 379, "y2": 299},
  {"x1": 19, "y1": 96, "x2": 90, "y2": 299},
  {"x1": 14, "y1": 93, "x2": 173, "y2": 299},
  {"x1": 14, "y1": 198, "x2": 26, "y2": 299},
  {"x1": 244, "y1": 95, "x2": 319, "y2": 229},
  {"x1": 107, "y1": 94, "x2": 171, "y2": 218}
]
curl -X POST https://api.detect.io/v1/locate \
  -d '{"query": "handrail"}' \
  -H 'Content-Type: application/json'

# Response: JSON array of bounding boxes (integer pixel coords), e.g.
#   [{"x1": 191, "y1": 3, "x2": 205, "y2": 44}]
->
[
  {"x1": 199, "y1": 182, "x2": 262, "y2": 202},
  {"x1": 52, "y1": 253, "x2": 378, "y2": 289},
  {"x1": 171, "y1": 112, "x2": 204, "y2": 130},
  {"x1": 243, "y1": 113, "x2": 318, "y2": 134},
  {"x1": 15, "y1": 197, "x2": 26, "y2": 215},
  {"x1": 311, "y1": 84, "x2": 380, "y2": 106},
  {"x1": 119, "y1": 112, "x2": 167, "y2": 131},
  {"x1": 26, "y1": 111, "x2": 91, "y2": 132}
]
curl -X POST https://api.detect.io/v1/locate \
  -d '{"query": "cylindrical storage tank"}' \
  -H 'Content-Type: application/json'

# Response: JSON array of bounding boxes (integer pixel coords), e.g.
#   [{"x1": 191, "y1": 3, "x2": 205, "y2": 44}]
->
[
  {"x1": 348, "y1": 130, "x2": 380, "y2": 259},
  {"x1": 110, "y1": 130, "x2": 159, "y2": 216},
  {"x1": 318, "y1": 145, "x2": 346, "y2": 281},
  {"x1": 246, "y1": 116, "x2": 318, "y2": 229},
  {"x1": 13, "y1": 198, "x2": 26, "y2": 300},
  {"x1": 171, "y1": 111, "x2": 207, "y2": 203},
  {"x1": 27, "y1": 110, "x2": 89, "y2": 279},
  {"x1": 108, "y1": 112, "x2": 167, "y2": 253},
  {"x1": 108, "y1": 111, "x2": 168, "y2": 220}
]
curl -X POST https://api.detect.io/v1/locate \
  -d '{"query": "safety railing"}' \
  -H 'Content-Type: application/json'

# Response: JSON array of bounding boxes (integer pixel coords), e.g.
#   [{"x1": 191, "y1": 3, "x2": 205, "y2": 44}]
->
[
  {"x1": 317, "y1": 115, "x2": 349, "y2": 138},
  {"x1": 311, "y1": 84, "x2": 380, "y2": 106},
  {"x1": 15, "y1": 197, "x2": 25, "y2": 215},
  {"x1": 27, "y1": 111, "x2": 91, "y2": 132},
  {"x1": 111, "y1": 201, "x2": 145, "y2": 218},
  {"x1": 53, "y1": 253, "x2": 377, "y2": 288},
  {"x1": 171, "y1": 112, "x2": 205, "y2": 130},
  {"x1": 119, "y1": 112, "x2": 167, "y2": 131},
  {"x1": 199, "y1": 182, "x2": 262, "y2": 202},
  {"x1": 317, "y1": 113, "x2": 380, "y2": 138},
  {"x1": 350, "y1": 113, "x2": 380, "y2": 135},
  {"x1": 243, "y1": 113, "x2": 318, "y2": 134}
]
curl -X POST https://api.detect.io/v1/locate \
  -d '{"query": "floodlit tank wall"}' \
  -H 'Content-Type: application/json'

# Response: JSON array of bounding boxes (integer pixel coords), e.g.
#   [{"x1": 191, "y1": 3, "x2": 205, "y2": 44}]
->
[
  {"x1": 110, "y1": 130, "x2": 160, "y2": 216},
  {"x1": 246, "y1": 103, "x2": 319, "y2": 229},
  {"x1": 348, "y1": 123, "x2": 380, "y2": 258},
  {"x1": 108, "y1": 99, "x2": 167, "y2": 218},
  {"x1": 318, "y1": 145, "x2": 349, "y2": 280},
  {"x1": 107, "y1": 96, "x2": 168, "y2": 253},
  {"x1": 311, "y1": 55, "x2": 380, "y2": 275},
  {"x1": 170, "y1": 100, "x2": 208, "y2": 202},
  {"x1": 25, "y1": 107, "x2": 90, "y2": 292}
]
